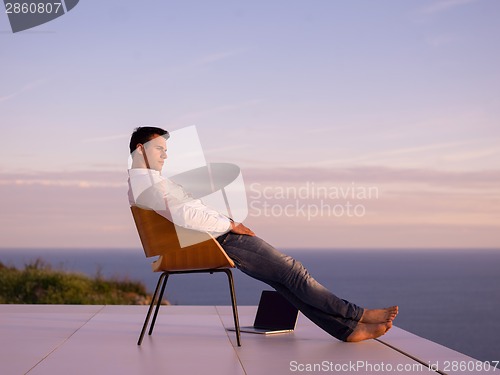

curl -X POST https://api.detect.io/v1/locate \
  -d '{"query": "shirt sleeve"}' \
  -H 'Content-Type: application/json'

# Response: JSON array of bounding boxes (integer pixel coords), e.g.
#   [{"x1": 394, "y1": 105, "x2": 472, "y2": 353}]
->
[
  {"x1": 129, "y1": 171, "x2": 232, "y2": 237},
  {"x1": 158, "y1": 180, "x2": 232, "y2": 236},
  {"x1": 167, "y1": 199, "x2": 232, "y2": 236}
]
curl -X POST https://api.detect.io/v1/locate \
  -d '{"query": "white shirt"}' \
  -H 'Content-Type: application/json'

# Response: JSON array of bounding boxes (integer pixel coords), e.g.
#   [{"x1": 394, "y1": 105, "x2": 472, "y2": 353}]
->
[{"x1": 128, "y1": 168, "x2": 231, "y2": 237}]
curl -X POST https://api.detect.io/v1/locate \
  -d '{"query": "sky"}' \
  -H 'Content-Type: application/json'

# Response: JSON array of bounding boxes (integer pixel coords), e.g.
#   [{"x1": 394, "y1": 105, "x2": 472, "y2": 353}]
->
[{"x1": 0, "y1": 0, "x2": 499, "y2": 249}]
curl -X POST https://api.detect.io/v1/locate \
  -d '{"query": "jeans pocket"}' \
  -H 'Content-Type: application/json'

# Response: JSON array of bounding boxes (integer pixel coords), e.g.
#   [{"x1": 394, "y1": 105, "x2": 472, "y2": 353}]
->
[{"x1": 217, "y1": 232, "x2": 229, "y2": 246}]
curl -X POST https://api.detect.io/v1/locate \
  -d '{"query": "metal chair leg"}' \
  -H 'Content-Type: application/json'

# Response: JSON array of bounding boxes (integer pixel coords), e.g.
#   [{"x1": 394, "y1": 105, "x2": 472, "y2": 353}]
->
[
  {"x1": 138, "y1": 269, "x2": 241, "y2": 347},
  {"x1": 148, "y1": 272, "x2": 169, "y2": 336},
  {"x1": 224, "y1": 269, "x2": 241, "y2": 346},
  {"x1": 137, "y1": 272, "x2": 168, "y2": 345}
]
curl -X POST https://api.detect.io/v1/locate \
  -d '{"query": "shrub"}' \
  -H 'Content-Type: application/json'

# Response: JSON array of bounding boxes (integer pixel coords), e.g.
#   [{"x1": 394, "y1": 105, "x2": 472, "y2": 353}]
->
[{"x1": 0, "y1": 259, "x2": 151, "y2": 305}]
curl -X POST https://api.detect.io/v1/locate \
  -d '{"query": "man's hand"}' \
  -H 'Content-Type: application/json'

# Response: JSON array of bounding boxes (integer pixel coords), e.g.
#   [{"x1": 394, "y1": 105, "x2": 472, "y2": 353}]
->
[{"x1": 230, "y1": 222, "x2": 255, "y2": 236}]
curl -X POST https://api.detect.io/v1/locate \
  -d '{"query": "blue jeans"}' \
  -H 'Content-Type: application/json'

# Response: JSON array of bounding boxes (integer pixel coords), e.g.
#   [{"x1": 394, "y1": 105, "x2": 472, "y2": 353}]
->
[{"x1": 217, "y1": 233, "x2": 364, "y2": 341}]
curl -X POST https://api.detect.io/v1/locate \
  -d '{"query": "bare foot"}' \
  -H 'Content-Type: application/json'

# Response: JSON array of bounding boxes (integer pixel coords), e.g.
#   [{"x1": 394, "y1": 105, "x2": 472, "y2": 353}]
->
[
  {"x1": 346, "y1": 321, "x2": 392, "y2": 342},
  {"x1": 360, "y1": 306, "x2": 398, "y2": 324}
]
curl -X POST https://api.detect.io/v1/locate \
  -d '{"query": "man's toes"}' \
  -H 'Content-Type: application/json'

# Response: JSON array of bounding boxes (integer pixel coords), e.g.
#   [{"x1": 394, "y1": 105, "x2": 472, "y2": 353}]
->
[
  {"x1": 385, "y1": 322, "x2": 393, "y2": 332},
  {"x1": 387, "y1": 306, "x2": 399, "y2": 321}
]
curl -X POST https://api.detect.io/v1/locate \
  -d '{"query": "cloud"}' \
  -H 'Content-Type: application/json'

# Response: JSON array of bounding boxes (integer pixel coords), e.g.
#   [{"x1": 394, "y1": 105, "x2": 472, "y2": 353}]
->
[
  {"x1": 0, "y1": 179, "x2": 126, "y2": 188},
  {"x1": 172, "y1": 98, "x2": 262, "y2": 124},
  {"x1": 243, "y1": 165, "x2": 500, "y2": 189},
  {"x1": 81, "y1": 133, "x2": 130, "y2": 143},
  {"x1": 442, "y1": 148, "x2": 500, "y2": 162},
  {"x1": 353, "y1": 141, "x2": 461, "y2": 159},
  {"x1": 303, "y1": 126, "x2": 346, "y2": 135},
  {"x1": 6, "y1": 161, "x2": 495, "y2": 194},
  {"x1": 278, "y1": 137, "x2": 499, "y2": 170},
  {"x1": 133, "y1": 49, "x2": 248, "y2": 87},
  {"x1": 0, "y1": 170, "x2": 127, "y2": 188},
  {"x1": 190, "y1": 49, "x2": 245, "y2": 67},
  {"x1": 244, "y1": 165, "x2": 500, "y2": 248},
  {"x1": 204, "y1": 144, "x2": 248, "y2": 155},
  {"x1": 0, "y1": 79, "x2": 47, "y2": 103},
  {"x1": 1, "y1": 168, "x2": 498, "y2": 249},
  {"x1": 427, "y1": 34, "x2": 456, "y2": 47},
  {"x1": 272, "y1": 141, "x2": 470, "y2": 169},
  {"x1": 420, "y1": 0, "x2": 478, "y2": 15}
]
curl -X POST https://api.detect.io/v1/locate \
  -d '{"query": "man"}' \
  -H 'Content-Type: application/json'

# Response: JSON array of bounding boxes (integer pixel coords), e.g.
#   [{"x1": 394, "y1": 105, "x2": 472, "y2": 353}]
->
[{"x1": 128, "y1": 126, "x2": 398, "y2": 342}]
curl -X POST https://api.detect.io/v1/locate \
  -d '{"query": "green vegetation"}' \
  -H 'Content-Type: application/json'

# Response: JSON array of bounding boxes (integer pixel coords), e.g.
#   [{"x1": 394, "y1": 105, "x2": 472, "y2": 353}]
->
[{"x1": 0, "y1": 259, "x2": 151, "y2": 305}]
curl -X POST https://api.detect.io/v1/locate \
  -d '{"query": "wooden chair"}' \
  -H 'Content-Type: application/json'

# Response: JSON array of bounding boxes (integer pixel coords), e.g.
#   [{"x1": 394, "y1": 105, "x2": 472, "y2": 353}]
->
[{"x1": 130, "y1": 205, "x2": 241, "y2": 346}]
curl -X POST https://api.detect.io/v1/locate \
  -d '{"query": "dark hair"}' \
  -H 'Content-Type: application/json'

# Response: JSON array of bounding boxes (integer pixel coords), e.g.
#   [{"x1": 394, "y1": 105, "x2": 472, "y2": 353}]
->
[{"x1": 129, "y1": 126, "x2": 169, "y2": 154}]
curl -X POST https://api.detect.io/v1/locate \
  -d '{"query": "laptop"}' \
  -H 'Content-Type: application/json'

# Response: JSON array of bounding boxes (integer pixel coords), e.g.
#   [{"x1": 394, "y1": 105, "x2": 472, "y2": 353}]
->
[{"x1": 231, "y1": 290, "x2": 299, "y2": 334}]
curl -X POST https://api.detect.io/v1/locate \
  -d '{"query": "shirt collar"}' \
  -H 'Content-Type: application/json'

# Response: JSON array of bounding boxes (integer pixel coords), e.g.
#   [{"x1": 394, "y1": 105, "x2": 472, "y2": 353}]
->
[{"x1": 128, "y1": 168, "x2": 160, "y2": 177}]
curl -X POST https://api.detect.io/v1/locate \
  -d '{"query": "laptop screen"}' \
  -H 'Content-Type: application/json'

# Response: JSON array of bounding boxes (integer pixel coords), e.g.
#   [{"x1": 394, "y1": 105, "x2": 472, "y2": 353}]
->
[{"x1": 253, "y1": 291, "x2": 299, "y2": 330}]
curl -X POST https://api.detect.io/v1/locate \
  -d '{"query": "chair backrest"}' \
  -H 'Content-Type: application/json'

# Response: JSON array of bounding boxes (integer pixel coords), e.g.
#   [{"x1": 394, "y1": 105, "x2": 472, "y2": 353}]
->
[
  {"x1": 130, "y1": 206, "x2": 235, "y2": 271},
  {"x1": 130, "y1": 205, "x2": 204, "y2": 257}
]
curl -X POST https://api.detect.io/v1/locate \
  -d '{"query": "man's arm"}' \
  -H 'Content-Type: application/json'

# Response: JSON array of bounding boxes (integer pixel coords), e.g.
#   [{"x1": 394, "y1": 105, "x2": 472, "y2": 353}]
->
[{"x1": 129, "y1": 172, "x2": 254, "y2": 237}]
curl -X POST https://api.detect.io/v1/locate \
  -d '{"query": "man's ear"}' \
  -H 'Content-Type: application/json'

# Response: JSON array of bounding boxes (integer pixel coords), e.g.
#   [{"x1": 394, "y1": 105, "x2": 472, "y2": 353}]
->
[{"x1": 136, "y1": 144, "x2": 144, "y2": 155}]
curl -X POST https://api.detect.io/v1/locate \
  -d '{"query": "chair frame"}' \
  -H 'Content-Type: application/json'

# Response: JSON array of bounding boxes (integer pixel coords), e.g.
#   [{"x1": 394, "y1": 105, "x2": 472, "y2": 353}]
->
[
  {"x1": 138, "y1": 268, "x2": 241, "y2": 346},
  {"x1": 130, "y1": 205, "x2": 241, "y2": 347}
]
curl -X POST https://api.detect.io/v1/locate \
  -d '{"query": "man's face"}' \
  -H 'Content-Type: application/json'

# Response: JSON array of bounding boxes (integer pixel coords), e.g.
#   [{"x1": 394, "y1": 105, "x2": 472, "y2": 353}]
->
[{"x1": 142, "y1": 134, "x2": 167, "y2": 172}]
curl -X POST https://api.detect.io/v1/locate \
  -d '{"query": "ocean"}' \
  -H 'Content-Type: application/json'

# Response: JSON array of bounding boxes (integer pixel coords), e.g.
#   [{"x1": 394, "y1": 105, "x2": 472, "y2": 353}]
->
[{"x1": 1, "y1": 248, "x2": 499, "y2": 365}]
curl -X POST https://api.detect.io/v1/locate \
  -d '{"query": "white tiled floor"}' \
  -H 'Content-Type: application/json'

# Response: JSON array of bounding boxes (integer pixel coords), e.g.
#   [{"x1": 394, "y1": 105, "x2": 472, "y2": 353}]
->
[{"x1": 0, "y1": 305, "x2": 491, "y2": 375}]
